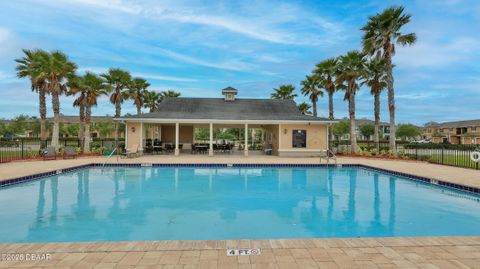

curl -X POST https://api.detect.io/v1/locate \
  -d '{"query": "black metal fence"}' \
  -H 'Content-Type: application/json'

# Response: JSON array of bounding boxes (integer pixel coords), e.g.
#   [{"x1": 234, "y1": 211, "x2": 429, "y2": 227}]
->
[
  {"x1": 331, "y1": 140, "x2": 410, "y2": 152},
  {"x1": 403, "y1": 143, "x2": 480, "y2": 170},
  {"x1": 0, "y1": 138, "x2": 125, "y2": 163},
  {"x1": 331, "y1": 140, "x2": 480, "y2": 170}
]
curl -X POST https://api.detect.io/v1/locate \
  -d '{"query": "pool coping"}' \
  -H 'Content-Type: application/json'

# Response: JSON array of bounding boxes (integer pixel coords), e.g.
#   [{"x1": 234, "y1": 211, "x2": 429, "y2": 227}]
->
[
  {"x1": 1, "y1": 236, "x2": 479, "y2": 253},
  {"x1": 0, "y1": 162, "x2": 479, "y2": 195}
]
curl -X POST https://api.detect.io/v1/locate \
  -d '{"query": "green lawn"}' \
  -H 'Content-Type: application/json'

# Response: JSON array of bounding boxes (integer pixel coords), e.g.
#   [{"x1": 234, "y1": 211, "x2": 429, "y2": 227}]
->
[
  {"x1": 427, "y1": 154, "x2": 479, "y2": 169},
  {"x1": 0, "y1": 150, "x2": 39, "y2": 159}
]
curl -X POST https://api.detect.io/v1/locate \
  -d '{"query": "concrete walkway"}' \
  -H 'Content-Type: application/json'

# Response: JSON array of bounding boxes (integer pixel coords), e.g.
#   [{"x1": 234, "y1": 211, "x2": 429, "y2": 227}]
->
[
  {"x1": 1, "y1": 155, "x2": 479, "y2": 188},
  {"x1": 1, "y1": 156, "x2": 480, "y2": 268},
  {"x1": 0, "y1": 237, "x2": 479, "y2": 268}
]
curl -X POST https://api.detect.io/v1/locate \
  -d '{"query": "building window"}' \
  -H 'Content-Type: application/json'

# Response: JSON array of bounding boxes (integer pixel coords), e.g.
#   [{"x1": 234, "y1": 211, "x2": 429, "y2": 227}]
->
[
  {"x1": 472, "y1": 127, "x2": 477, "y2": 132},
  {"x1": 292, "y1": 130, "x2": 306, "y2": 148}
]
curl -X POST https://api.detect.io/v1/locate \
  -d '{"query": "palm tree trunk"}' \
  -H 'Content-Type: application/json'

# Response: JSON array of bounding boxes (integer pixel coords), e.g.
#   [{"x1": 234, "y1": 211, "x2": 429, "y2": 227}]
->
[
  {"x1": 114, "y1": 99, "x2": 121, "y2": 147},
  {"x1": 136, "y1": 105, "x2": 141, "y2": 115},
  {"x1": 79, "y1": 105, "x2": 85, "y2": 152},
  {"x1": 348, "y1": 85, "x2": 357, "y2": 155},
  {"x1": 51, "y1": 93, "x2": 60, "y2": 148},
  {"x1": 39, "y1": 89, "x2": 47, "y2": 147},
  {"x1": 384, "y1": 47, "x2": 396, "y2": 152},
  {"x1": 84, "y1": 106, "x2": 91, "y2": 153},
  {"x1": 374, "y1": 91, "x2": 380, "y2": 152},
  {"x1": 312, "y1": 99, "x2": 317, "y2": 117},
  {"x1": 328, "y1": 91, "x2": 334, "y2": 144}
]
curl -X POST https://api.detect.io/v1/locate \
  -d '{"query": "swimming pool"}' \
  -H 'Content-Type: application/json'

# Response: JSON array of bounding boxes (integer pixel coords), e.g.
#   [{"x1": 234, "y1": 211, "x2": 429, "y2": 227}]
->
[{"x1": 0, "y1": 165, "x2": 479, "y2": 242}]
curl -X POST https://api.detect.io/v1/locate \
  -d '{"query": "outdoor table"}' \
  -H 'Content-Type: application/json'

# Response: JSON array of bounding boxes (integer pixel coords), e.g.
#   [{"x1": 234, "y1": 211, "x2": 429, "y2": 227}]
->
[{"x1": 195, "y1": 145, "x2": 209, "y2": 154}]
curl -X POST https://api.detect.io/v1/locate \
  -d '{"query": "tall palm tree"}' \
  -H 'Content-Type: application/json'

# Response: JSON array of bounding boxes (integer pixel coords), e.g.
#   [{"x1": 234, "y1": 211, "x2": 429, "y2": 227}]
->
[
  {"x1": 314, "y1": 58, "x2": 338, "y2": 143},
  {"x1": 363, "y1": 59, "x2": 388, "y2": 151},
  {"x1": 300, "y1": 75, "x2": 323, "y2": 117},
  {"x1": 297, "y1": 102, "x2": 312, "y2": 115},
  {"x1": 336, "y1": 51, "x2": 367, "y2": 154},
  {"x1": 39, "y1": 51, "x2": 77, "y2": 147},
  {"x1": 82, "y1": 72, "x2": 109, "y2": 153},
  {"x1": 271, "y1": 84, "x2": 297, "y2": 100},
  {"x1": 362, "y1": 6, "x2": 416, "y2": 151},
  {"x1": 101, "y1": 68, "x2": 132, "y2": 146},
  {"x1": 15, "y1": 49, "x2": 49, "y2": 146},
  {"x1": 159, "y1": 90, "x2": 181, "y2": 102},
  {"x1": 128, "y1": 77, "x2": 150, "y2": 115},
  {"x1": 143, "y1": 90, "x2": 162, "y2": 112},
  {"x1": 67, "y1": 74, "x2": 86, "y2": 151}
]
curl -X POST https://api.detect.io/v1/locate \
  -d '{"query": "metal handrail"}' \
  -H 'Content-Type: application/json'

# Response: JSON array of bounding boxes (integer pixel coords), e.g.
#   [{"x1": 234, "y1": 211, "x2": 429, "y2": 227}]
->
[
  {"x1": 320, "y1": 149, "x2": 337, "y2": 165},
  {"x1": 102, "y1": 147, "x2": 118, "y2": 167},
  {"x1": 328, "y1": 149, "x2": 337, "y2": 165}
]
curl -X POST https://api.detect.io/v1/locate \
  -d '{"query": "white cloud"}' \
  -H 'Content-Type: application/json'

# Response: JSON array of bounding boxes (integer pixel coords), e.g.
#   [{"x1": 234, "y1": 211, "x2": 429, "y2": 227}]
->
[
  {"x1": 133, "y1": 72, "x2": 197, "y2": 82},
  {"x1": 48, "y1": 0, "x2": 343, "y2": 45},
  {"x1": 153, "y1": 48, "x2": 255, "y2": 72},
  {"x1": 78, "y1": 67, "x2": 198, "y2": 82},
  {"x1": 396, "y1": 37, "x2": 479, "y2": 68}
]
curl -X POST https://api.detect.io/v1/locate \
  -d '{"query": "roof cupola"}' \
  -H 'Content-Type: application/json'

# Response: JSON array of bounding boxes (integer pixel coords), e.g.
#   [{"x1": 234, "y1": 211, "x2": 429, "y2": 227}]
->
[{"x1": 221, "y1": 86, "x2": 237, "y2": 101}]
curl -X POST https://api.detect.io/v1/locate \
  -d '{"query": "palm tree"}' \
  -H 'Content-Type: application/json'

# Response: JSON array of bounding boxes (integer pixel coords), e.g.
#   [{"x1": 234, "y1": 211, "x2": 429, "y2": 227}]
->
[
  {"x1": 82, "y1": 72, "x2": 109, "y2": 153},
  {"x1": 361, "y1": 6, "x2": 416, "y2": 151},
  {"x1": 300, "y1": 75, "x2": 323, "y2": 117},
  {"x1": 143, "y1": 90, "x2": 162, "y2": 112},
  {"x1": 159, "y1": 90, "x2": 181, "y2": 102},
  {"x1": 297, "y1": 102, "x2": 312, "y2": 115},
  {"x1": 101, "y1": 68, "x2": 132, "y2": 146},
  {"x1": 128, "y1": 77, "x2": 150, "y2": 115},
  {"x1": 39, "y1": 51, "x2": 77, "y2": 147},
  {"x1": 335, "y1": 51, "x2": 367, "y2": 154},
  {"x1": 271, "y1": 84, "x2": 297, "y2": 100},
  {"x1": 67, "y1": 74, "x2": 86, "y2": 151},
  {"x1": 314, "y1": 58, "x2": 338, "y2": 143},
  {"x1": 363, "y1": 59, "x2": 387, "y2": 151},
  {"x1": 15, "y1": 49, "x2": 49, "y2": 146}
]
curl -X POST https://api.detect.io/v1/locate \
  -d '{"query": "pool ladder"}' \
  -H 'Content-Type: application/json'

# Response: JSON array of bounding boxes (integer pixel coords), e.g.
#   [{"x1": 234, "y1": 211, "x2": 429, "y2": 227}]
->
[
  {"x1": 102, "y1": 147, "x2": 118, "y2": 167},
  {"x1": 321, "y1": 149, "x2": 337, "y2": 165}
]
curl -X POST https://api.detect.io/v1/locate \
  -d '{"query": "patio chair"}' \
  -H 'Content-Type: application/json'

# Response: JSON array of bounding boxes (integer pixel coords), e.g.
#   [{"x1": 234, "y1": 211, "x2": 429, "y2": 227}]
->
[
  {"x1": 191, "y1": 144, "x2": 200, "y2": 154},
  {"x1": 153, "y1": 140, "x2": 163, "y2": 154},
  {"x1": 124, "y1": 144, "x2": 139, "y2": 158},
  {"x1": 144, "y1": 139, "x2": 153, "y2": 154},
  {"x1": 63, "y1": 146, "x2": 77, "y2": 159},
  {"x1": 165, "y1": 143, "x2": 174, "y2": 153},
  {"x1": 43, "y1": 147, "x2": 57, "y2": 160},
  {"x1": 264, "y1": 144, "x2": 273, "y2": 156},
  {"x1": 226, "y1": 143, "x2": 233, "y2": 154}
]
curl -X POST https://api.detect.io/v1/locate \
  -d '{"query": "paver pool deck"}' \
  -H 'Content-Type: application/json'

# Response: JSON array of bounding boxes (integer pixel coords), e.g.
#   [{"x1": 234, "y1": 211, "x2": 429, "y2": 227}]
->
[{"x1": 1, "y1": 155, "x2": 479, "y2": 268}]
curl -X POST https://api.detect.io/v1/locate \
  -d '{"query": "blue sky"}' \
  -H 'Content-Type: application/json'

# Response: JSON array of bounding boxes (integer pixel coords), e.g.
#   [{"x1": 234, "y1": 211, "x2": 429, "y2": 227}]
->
[{"x1": 0, "y1": 0, "x2": 479, "y2": 125}]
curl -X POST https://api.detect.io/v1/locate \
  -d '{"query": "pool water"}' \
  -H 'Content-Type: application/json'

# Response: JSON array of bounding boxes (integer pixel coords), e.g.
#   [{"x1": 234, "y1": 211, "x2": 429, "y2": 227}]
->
[{"x1": 0, "y1": 166, "x2": 479, "y2": 242}]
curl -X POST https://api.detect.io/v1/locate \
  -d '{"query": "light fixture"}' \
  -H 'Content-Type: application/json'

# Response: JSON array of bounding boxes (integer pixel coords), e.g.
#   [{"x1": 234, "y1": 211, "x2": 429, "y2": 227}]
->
[
  {"x1": 284, "y1": 129, "x2": 287, "y2": 134},
  {"x1": 131, "y1": 126, "x2": 136, "y2": 133}
]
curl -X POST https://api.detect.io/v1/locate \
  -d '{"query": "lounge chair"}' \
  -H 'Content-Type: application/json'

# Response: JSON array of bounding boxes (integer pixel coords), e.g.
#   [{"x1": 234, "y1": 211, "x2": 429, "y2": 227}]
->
[
  {"x1": 43, "y1": 147, "x2": 57, "y2": 160},
  {"x1": 63, "y1": 146, "x2": 77, "y2": 159},
  {"x1": 264, "y1": 144, "x2": 273, "y2": 155},
  {"x1": 319, "y1": 149, "x2": 337, "y2": 164},
  {"x1": 124, "y1": 144, "x2": 139, "y2": 158}
]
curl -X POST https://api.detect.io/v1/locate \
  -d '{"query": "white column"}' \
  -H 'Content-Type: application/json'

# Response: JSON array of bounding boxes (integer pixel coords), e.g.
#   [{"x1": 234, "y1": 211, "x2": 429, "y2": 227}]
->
[
  {"x1": 209, "y1": 123, "x2": 214, "y2": 156},
  {"x1": 139, "y1": 122, "x2": 144, "y2": 155},
  {"x1": 175, "y1": 122, "x2": 180, "y2": 156},
  {"x1": 124, "y1": 122, "x2": 128, "y2": 149},
  {"x1": 244, "y1": 123, "x2": 249, "y2": 156},
  {"x1": 327, "y1": 124, "x2": 330, "y2": 150}
]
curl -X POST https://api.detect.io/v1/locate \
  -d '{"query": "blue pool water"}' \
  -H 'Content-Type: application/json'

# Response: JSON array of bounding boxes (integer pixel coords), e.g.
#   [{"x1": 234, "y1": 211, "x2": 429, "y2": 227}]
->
[{"x1": 0, "y1": 166, "x2": 479, "y2": 242}]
